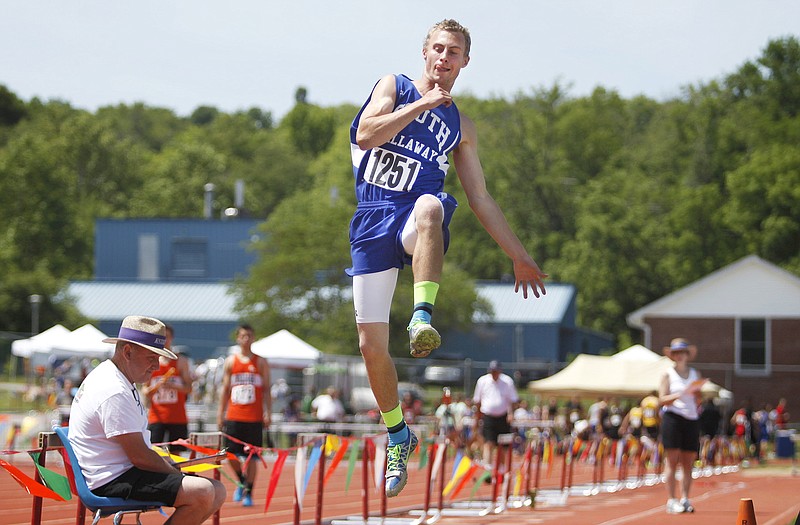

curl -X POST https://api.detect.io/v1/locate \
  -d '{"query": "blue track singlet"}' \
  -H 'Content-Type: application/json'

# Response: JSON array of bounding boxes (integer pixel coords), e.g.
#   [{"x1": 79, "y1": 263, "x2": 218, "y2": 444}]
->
[{"x1": 346, "y1": 75, "x2": 461, "y2": 276}]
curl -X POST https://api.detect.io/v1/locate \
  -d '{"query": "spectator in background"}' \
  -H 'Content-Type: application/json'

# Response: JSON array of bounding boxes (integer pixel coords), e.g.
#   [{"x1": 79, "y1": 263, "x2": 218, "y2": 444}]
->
[
  {"x1": 587, "y1": 396, "x2": 608, "y2": 437},
  {"x1": 543, "y1": 396, "x2": 559, "y2": 421},
  {"x1": 435, "y1": 392, "x2": 470, "y2": 450},
  {"x1": 602, "y1": 398, "x2": 624, "y2": 440},
  {"x1": 698, "y1": 397, "x2": 722, "y2": 466},
  {"x1": 698, "y1": 397, "x2": 722, "y2": 438},
  {"x1": 311, "y1": 386, "x2": 346, "y2": 423},
  {"x1": 731, "y1": 399, "x2": 759, "y2": 459},
  {"x1": 401, "y1": 390, "x2": 424, "y2": 424},
  {"x1": 754, "y1": 403, "x2": 771, "y2": 462},
  {"x1": 565, "y1": 395, "x2": 583, "y2": 433},
  {"x1": 640, "y1": 391, "x2": 661, "y2": 445},
  {"x1": 283, "y1": 395, "x2": 303, "y2": 448},
  {"x1": 434, "y1": 388, "x2": 458, "y2": 443},
  {"x1": 772, "y1": 397, "x2": 790, "y2": 430},
  {"x1": 270, "y1": 378, "x2": 291, "y2": 414},
  {"x1": 143, "y1": 325, "x2": 192, "y2": 454},
  {"x1": 472, "y1": 360, "x2": 519, "y2": 466},
  {"x1": 56, "y1": 379, "x2": 75, "y2": 426},
  {"x1": 284, "y1": 395, "x2": 303, "y2": 423},
  {"x1": 619, "y1": 399, "x2": 644, "y2": 440},
  {"x1": 659, "y1": 338, "x2": 707, "y2": 515},
  {"x1": 513, "y1": 399, "x2": 533, "y2": 422}
]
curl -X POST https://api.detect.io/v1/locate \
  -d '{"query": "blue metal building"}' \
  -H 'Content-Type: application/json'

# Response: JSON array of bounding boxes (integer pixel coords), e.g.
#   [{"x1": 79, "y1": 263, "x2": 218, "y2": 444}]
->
[
  {"x1": 444, "y1": 282, "x2": 614, "y2": 367},
  {"x1": 69, "y1": 218, "x2": 261, "y2": 358}
]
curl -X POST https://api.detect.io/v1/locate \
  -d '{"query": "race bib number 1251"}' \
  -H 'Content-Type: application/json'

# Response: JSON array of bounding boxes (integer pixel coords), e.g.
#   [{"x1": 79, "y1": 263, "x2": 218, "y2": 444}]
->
[{"x1": 363, "y1": 148, "x2": 420, "y2": 192}]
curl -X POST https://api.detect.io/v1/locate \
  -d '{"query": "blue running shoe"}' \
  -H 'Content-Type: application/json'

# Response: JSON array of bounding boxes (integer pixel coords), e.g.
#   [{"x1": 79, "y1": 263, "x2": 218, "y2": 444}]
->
[
  {"x1": 242, "y1": 493, "x2": 253, "y2": 507},
  {"x1": 233, "y1": 486, "x2": 243, "y2": 502},
  {"x1": 385, "y1": 429, "x2": 419, "y2": 497},
  {"x1": 408, "y1": 322, "x2": 440, "y2": 358}
]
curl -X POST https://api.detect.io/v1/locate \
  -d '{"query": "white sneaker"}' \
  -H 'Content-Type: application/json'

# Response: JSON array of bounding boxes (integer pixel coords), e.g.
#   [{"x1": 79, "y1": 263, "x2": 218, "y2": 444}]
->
[
  {"x1": 408, "y1": 322, "x2": 440, "y2": 358},
  {"x1": 681, "y1": 498, "x2": 695, "y2": 513},
  {"x1": 666, "y1": 499, "x2": 685, "y2": 514}
]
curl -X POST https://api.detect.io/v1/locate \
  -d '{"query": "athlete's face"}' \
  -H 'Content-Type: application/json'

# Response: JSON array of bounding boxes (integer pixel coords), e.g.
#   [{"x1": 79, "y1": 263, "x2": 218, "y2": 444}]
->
[
  {"x1": 237, "y1": 327, "x2": 254, "y2": 349},
  {"x1": 422, "y1": 30, "x2": 469, "y2": 87}
]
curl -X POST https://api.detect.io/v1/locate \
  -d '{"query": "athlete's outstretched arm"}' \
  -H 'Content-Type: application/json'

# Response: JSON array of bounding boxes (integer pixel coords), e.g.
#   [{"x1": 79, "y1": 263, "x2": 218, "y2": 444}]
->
[{"x1": 452, "y1": 115, "x2": 547, "y2": 299}]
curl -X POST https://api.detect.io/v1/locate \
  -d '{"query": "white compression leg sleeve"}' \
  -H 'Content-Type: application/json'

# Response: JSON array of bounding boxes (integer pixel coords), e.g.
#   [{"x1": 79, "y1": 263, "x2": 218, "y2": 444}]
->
[{"x1": 353, "y1": 268, "x2": 399, "y2": 324}]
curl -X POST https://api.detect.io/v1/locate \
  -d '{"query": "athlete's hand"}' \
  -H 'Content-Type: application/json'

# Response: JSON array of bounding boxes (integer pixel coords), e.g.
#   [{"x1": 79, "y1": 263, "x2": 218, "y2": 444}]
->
[
  {"x1": 421, "y1": 83, "x2": 453, "y2": 108},
  {"x1": 513, "y1": 256, "x2": 548, "y2": 299}
]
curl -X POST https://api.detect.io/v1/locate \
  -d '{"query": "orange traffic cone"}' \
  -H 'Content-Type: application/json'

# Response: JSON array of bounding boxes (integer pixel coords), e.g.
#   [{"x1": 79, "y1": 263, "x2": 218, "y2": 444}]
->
[{"x1": 736, "y1": 498, "x2": 757, "y2": 525}]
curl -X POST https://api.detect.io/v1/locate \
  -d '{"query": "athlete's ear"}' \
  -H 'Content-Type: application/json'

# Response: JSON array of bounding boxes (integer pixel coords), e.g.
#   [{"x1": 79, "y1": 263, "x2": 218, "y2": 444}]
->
[{"x1": 463, "y1": 55, "x2": 470, "y2": 68}]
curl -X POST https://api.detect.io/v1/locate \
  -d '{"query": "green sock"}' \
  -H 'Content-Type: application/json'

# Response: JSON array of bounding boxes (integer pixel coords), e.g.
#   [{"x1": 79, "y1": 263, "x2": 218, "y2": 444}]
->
[
  {"x1": 411, "y1": 281, "x2": 439, "y2": 325},
  {"x1": 381, "y1": 404, "x2": 404, "y2": 429},
  {"x1": 414, "y1": 281, "x2": 439, "y2": 305},
  {"x1": 381, "y1": 404, "x2": 409, "y2": 445}
]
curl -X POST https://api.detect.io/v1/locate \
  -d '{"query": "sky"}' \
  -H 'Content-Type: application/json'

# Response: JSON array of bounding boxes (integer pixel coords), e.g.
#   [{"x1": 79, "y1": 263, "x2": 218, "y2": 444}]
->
[{"x1": 2, "y1": 1, "x2": 799, "y2": 121}]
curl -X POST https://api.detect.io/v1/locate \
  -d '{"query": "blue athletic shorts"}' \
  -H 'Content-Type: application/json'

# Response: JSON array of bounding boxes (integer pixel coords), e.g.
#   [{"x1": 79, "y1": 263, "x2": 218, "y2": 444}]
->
[{"x1": 346, "y1": 192, "x2": 458, "y2": 276}]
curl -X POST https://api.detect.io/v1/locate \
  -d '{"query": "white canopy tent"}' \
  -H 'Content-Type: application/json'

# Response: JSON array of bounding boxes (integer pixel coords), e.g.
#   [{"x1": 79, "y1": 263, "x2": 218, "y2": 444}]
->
[
  {"x1": 11, "y1": 323, "x2": 112, "y2": 371},
  {"x1": 11, "y1": 324, "x2": 71, "y2": 358},
  {"x1": 49, "y1": 324, "x2": 113, "y2": 359},
  {"x1": 230, "y1": 329, "x2": 322, "y2": 369},
  {"x1": 529, "y1": 345, "x2": 732, "y2": 399}
]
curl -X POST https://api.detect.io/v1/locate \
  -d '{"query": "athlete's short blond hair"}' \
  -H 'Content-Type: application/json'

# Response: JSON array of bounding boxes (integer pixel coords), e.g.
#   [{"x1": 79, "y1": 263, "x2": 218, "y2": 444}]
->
[{"x1": 424, "y1": 19, "x2": 471, "y2": 58}]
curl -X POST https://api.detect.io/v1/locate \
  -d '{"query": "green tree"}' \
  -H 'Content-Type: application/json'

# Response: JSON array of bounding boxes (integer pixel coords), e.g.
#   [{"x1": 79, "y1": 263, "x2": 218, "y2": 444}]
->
[
  {"x1": 133, "y1": 135, "x2": 227, "y2": 218},
  {"x1": 0, "y1": 84, "x2": 27, "y2": 128},
  {"x1": 722, "y1": 144, "x2": 800, "y2": 272},
  {"x1": 190, "y1": 105, "x2": 220, "y2": 126},
  {"x1": 281, "y1": 101, "x2": 336, "y2": 156}
]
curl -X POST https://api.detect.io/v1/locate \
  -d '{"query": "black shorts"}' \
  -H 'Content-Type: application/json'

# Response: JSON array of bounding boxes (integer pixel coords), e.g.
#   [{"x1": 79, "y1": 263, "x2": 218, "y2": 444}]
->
[
  {"x1": 660, "y1": 411, "x2": 700, "y2": 452},
  {"x1": 223, "y1": 420, "x2": 263, "y2": 457},
  {"x1": 643, "y1": 425, "x2": 659, "y2": 440},
  {"x1": 148, "y1": 423, "x2": 189, "y2": 452},
  {"x1": 92, "y1": 467, "x2": 183, "y2": 506},
  {"x1": 480, "y1": 414, "x2": 511, "y2": 444}
]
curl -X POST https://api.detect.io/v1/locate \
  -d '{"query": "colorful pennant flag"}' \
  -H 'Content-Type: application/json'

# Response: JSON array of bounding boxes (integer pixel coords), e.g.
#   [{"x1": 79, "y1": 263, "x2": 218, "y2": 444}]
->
[
  {"x1": 151, "y1": 447, "x2": 220, "y2": 473},
  {"x1": 449, "y1": 464, "x2": 479, "y2": 500},
  {"x1": 344, "y1": 440, "x2": 359, "y2": 493},
  {"x1": 442, "y1": 455, "x2": 471, "y2": 496},
  {"x1": 324, "y1": 437, "x2": 349, "y2": 486},
  {"x1": 294, "y1": 446, "x2": 307, "y2": 510},
  {"x1": 469, "y1": 470, "x2": 491, "y2": 498},
  {"x1": 264, "y1": 450, "x2": 289, "y2": 513},
  {"x1": 29, "y1": 452, "x2": 72, "y2": 501},
  {"x1": 303, "y1": 443, "x2": 322, "y2": 496},
  {"x1": 0, "y1": 458, "x2": 66, "y2": 501}
]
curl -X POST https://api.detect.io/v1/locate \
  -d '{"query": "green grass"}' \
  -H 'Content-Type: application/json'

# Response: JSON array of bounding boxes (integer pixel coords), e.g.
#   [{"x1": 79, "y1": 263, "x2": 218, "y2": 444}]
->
[{"x1": 0, "y1": 387, "x2": 44, "y2": 412}]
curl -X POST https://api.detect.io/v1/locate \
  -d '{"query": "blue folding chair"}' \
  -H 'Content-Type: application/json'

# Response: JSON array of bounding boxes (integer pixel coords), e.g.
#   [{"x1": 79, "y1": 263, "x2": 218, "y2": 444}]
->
[{"x1": 53, "y1": 426, "x2": 163, "y2": 525}]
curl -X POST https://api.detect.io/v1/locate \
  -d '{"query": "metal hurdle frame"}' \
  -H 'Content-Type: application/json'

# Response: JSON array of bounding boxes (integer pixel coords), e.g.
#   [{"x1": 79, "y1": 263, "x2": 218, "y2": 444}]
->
[{"x1": 187, "y1": 431, "x2": 226, "y2": 525}]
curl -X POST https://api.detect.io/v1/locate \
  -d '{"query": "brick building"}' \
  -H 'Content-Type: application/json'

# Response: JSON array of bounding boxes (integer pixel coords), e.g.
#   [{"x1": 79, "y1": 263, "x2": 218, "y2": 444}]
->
[{"x1": 627, "y1": 255, "x2": 800, "y2": 410}]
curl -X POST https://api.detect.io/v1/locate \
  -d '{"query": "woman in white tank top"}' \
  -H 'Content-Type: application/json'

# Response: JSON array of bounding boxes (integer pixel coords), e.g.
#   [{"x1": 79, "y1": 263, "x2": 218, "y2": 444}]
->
[{"x1": 658, "y1": 338, "x2": 707, "y2": 514}]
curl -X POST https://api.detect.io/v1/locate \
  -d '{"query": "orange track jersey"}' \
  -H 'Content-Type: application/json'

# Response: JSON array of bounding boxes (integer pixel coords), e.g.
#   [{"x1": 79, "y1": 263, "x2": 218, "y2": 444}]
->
[
  {"x1": 147, "y1": 360, "x2": 188, "y2": 425},
  {"x1": 225, "y1": 354, "x2": 265, "y2": 423}
]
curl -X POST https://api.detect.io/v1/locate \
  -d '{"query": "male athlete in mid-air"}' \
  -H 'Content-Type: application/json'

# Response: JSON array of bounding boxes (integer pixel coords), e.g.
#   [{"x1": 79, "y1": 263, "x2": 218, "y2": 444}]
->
[{"x1": 347, "y1": 19, "x2": 547, "y2": 496}]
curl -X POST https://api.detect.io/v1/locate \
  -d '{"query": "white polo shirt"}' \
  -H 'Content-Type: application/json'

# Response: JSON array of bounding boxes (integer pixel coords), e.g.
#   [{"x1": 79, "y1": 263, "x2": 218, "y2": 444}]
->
[{"x1": 473, "y1": 373, "x2": 519, "y2": 417}]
